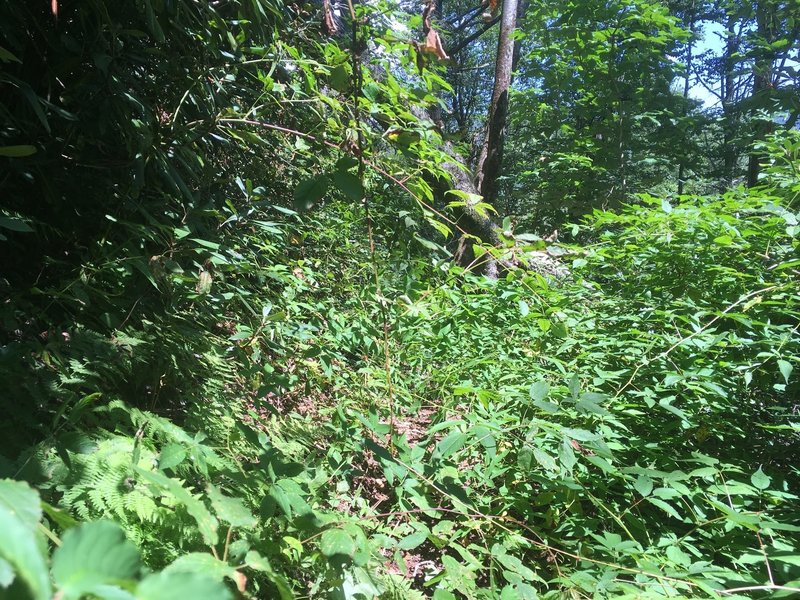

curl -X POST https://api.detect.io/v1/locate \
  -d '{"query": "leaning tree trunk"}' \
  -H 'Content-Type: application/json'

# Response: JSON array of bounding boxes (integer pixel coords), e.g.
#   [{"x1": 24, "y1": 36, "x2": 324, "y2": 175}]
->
[{"x1": 425, "y1": 137, "x2": 566, "y2": 280}]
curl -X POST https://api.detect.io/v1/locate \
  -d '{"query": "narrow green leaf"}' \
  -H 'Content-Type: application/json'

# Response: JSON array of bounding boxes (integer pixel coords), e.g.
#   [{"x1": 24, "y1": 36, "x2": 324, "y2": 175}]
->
[{"x1": 0, "y1": 145, "x2": 36, "y2": 157}]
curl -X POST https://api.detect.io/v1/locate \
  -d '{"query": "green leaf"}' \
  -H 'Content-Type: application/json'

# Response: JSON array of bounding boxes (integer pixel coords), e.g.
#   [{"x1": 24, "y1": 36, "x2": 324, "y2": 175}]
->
[
  {"x1": 190, "y1": 238, "x2": 220, "y2": 250},
  {"x1": 666, "y1": 545, "x2": 691, "y2": 567},
  {"x1": 136, "y1": 571, "x2": 232, "y2": 600},
  {"x1": 0, "y1": 557, "x2": 14, "y2": 588},
  {"x1": 397, "y1": 531, "x2": 428, "y2": 550},
  {"x1": 41, "y1": 502, "x2": 78, "y2": 530},
  {"x1": 0, "y1": 480, "x2": 51, "y2": 600},
  {"x1": 52, "y1": 521, "x2": 140, "y2": 600},
  {"x1": 293, "y1": 176, "x2": 328, "y2": 211},
  {"x1": 518, "y1": 300, "x2": 530, "y2": 317},
  {"x1": 207, "y1": 485, "x2": 257, "y2": 528},
  {"x1": 0, "y1": 216, "x2": 34, "y2": 233},
  {"x1": 158, "y1": 444, "x2": 186, "y2": 471},
  {"x1": 533, "y1": 399, "x2": 559, "y2": 413},
  {"x1": 0, "y1": 46, "x2": 21, "y2": 63},
  {"x1": 319, "y1": 529, "x2": 356, "y2": 559},
  {"x1": 0, "y1": 479, "x2": 42, "y2": 528},
  {"x1": 533, "y1": 448, "x2": 558, "y2": 472},
  {"x1": 750, "y1": 467, "x2": 771, "y2": 491},
  {"x1": 332, "y1": 171, "x2": 363, "y2": 202},
  {"x1": 576, "y1": 392, "x2": 610, "y2": 416},
  {"x1": 136, "y1": 469, "x2": 218, "y2": 545},
  {"x1": 495, "y1": 551, "x2": 540, "y2": 582},
  {"x1": 435, "y1": 431, "x2": 467, "y2": 459},
  {"x1": 713, "y1": 235, "x2": 733, "y2": 246},
  {"x1": 336, "y1": 156, "x2": 359, "y2": 171},
  {"x1": 771, "y1": 554, "x2": 800, "y2": 567},
  {"x1": 329, "y1": 64, "x2": 350, "y2": 92},
  {"x1": 0, "y1": 145, "x2": 37, "y2": 157},
  {"x1": 647, "y1": 497, "x2": 682, "y2": 520},
  {"x1": 244, "y1": 551, "x2": 293, "y2": 600},
  {"x1": 559, "y1": 439, "x2": 576, "y2": 471},
  {"x1": 529, "y1": 381, "x2": 549, "y2": 402},
  {"x1": 634, "y1": 475, "x2": 653, "y2": 497},
  {"x1": 777, "y1": 360, "x2": 793, "y2": 384},
  {"x1": 164, "y1": 553, "x2": 239, "y2": 585}
]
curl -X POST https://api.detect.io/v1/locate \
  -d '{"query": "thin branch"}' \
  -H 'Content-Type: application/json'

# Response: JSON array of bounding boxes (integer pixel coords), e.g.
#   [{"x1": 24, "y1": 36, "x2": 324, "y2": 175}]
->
[
  {"x1": 448, "y1": 3, "x2": 489, "y2": 33},
  {"x1": 216, "y1": 118, "x2": 475, "y2": 239},
  {"x1": 720, "y1": 584, "x2": 800, "y2": 595},
  {"x1": 614, "y1": 285, "x2": 782, "y2": 398},
  {"x1": 448, "y1": 15, "x2": 501, "y2": 56}
]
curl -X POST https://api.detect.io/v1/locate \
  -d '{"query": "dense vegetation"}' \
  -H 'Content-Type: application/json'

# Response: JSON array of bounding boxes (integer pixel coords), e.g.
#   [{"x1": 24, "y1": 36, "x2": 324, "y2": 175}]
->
[{"x1": 1, "y1": 0, "x2": 798, "y2": 598}]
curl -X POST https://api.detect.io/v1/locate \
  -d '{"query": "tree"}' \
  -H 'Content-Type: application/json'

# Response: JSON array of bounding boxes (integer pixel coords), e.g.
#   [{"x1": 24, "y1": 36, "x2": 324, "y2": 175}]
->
[
  {"x1": 690, "y1": 0, "x2": 799, "y2": 188},
  {"x1": 502, "y1": 0, "x2": 688, "y2": 230},
  {"x1": 475, "y1": 0, "x2": 522, "y2": 205}
]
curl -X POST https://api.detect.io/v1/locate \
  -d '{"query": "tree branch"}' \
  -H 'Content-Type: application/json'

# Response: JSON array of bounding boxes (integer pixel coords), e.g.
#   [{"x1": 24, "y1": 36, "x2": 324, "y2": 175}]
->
[{"x1": 448, "y1": 15, "x2": 500, "y2": 56}]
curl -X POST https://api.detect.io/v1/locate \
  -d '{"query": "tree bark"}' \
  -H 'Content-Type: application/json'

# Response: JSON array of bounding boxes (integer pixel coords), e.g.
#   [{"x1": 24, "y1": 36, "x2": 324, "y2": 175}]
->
[
  {"x1": 475, "y1": 0, "x2": 520, "y2": 205},
  {"x1": 419, "y1": 0, "x2": 565, "y2": 279}
]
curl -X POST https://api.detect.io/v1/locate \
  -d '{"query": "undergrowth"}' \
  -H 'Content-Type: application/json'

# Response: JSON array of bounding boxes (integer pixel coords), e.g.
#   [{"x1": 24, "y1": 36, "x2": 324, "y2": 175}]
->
[
  {"x1": 3, "y1": 137, "x2": 800, "y2": 596},
  {"x1": 1, "y1": 0, "x2": 799, "y2": 596}
]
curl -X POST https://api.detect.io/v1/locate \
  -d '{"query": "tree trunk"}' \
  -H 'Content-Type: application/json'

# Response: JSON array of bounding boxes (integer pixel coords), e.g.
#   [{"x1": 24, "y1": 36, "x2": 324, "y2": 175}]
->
[
  {"x1": 678, "y1": 4, "x2": 696, "y2": 196},
  {"x1": 721, "y1": 12, "x2": 738, "y2": 188},
  {"x1": 418, "y1": 0, "x2": 565, "y2": 279},
  {"x1": 747, "y1": 0, "x2": 776, "y2": 188},
  {"x1": 475, "y1": 0, "x2": 520, "y2": 205}
]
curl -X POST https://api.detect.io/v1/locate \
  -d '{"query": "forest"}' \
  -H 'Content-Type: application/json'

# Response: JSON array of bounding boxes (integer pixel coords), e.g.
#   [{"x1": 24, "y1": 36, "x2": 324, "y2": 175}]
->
[{"x1": 1, "y1": 0, "x2": 799, "y2": 598}]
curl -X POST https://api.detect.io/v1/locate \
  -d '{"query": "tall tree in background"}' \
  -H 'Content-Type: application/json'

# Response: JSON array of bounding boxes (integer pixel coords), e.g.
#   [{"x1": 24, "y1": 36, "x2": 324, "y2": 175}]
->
[
  {"x1": 692, "y1": 0, "x2": 799, "y2": 187},
  {"x1": 669, "y1": 0, "x2": 716, "y2": 195},
  {"x1": 475, "y1": 0, "x2": 522, "y2": 204},
  {"x1": 501, "y1": 0, "x2": 688, "y2": 231},
  {"x1": 745, "y1": 0, "x2": 799, "y2": 186}
]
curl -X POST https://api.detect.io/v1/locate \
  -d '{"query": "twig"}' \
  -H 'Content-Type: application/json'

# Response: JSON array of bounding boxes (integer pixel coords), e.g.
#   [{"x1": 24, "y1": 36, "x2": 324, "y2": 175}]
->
[
  {"x1": 614, "y1": 285, "x2": 782, "y2": 398},
  {"x1": 720, "y1": 584, "x2": 800, "y2": 595}
]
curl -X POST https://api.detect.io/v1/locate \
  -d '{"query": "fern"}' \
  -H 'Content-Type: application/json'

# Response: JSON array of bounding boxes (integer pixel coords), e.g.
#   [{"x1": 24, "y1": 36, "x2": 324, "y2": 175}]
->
[{"x1": 58, "y1": 436, "x2": 161, "y2": 524}]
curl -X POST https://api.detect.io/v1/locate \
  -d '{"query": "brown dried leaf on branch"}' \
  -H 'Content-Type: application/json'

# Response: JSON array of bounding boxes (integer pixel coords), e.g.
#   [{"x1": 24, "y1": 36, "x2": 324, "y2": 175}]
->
[{"x1": 420, "y1": 0, "x2": 449, "y2": 61}]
